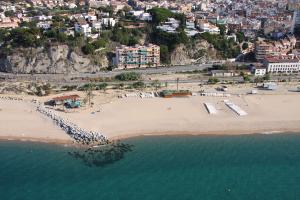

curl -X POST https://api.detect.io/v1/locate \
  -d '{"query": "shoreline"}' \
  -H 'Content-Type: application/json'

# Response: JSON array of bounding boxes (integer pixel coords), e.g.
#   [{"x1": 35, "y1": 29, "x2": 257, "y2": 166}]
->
[
  {"x1": 1, "y1": 128, "x2": 300, "y2": 145},
  {"x1": 0, "y1": 136, "x2": 74, "y2": 146},
  {"x1": 110, "y1": 128, "x2": 300, "y2": 140}
]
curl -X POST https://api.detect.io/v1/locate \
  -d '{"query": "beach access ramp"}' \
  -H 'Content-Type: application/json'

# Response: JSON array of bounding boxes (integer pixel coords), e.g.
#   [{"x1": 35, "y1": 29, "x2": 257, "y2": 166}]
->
[
  {"x1": 224, "y1": 100, "x2": 247, "y2": 116},
  {"x1": 204, "y1": 103, "x2": 217, "y2": 114}
]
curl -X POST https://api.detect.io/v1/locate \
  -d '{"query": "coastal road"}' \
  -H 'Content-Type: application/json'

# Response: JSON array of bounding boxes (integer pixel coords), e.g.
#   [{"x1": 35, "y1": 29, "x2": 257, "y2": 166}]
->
[{"x1": 0, "y1": 63, "x2": 213, "y2": 82}]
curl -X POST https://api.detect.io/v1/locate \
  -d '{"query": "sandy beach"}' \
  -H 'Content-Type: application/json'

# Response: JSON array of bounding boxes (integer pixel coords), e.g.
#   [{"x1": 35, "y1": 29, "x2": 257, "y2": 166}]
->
[
  {"x1": 58, "y1": 94, "x2": 300, "y2": 139},
  {"x1": 1, "y1": 83, "x2": 300, "y2": 142},
  {"x1": 0, "y1": 98, "x2": 72, "y2": 143}
]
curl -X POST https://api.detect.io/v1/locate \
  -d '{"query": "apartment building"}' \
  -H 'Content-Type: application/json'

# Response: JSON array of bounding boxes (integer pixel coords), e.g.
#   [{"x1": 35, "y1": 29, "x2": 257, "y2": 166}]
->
[
  {"x1": 115, "y1": 44, "x2": 160, "y2": 69},
  {"x1": 255, "y1": 36, "x2": 296, "y2": 61}
]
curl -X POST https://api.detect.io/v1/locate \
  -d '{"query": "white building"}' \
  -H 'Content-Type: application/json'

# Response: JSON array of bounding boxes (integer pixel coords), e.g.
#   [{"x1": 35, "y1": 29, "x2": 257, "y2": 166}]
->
[
  {"x1": 35, "y1": 15, "x2": 53, "y2": 21},
  {"x1": 225, "y1": 34, "x2": 237, "y2": 42},
  {"x1": 68, "y1": 3, "x2": 77, "y2": 9},
  {"x1": 129, "y1": 10, "x2": 152, "y2": 21},
  {"x1": 198, "y1": 21, "x2": 220, "y2": 34},
  {"x1": 139, "y1": 13, "x2": 152, "y2": 21},
  {"x1": 74, "y1": 19, "x2": 91, "y2": 37},
  {"x1": 37, "y1": 21, "x2": 52, "y2": 30},
  {"x1": 263, "y1": 56, "x2": 300, "y2": 73},
  {"x1": 87, "y1": 15, "x2": 97, "y2": 22},
  {"x1": 157, "y1": 18, "x2": 180, "y2": 33},
  {"x1": 101, "y1": 18, "x2": 116, "y2": 27},
  {"x1": 89, "y1": 0, "x2": 110, "y2": 8},
  {"x1": 254, "y1": 67, "x2": 267, "y2": 76},
  {"x1": 129, "y1": 10, "x2": 144, "y2": 17},
  {"x1": 92, "y1": 21, "x2": 102, "y2": 31},
  {"x1": 184, "y1": 22, "x2": 199, "y2": 37}
]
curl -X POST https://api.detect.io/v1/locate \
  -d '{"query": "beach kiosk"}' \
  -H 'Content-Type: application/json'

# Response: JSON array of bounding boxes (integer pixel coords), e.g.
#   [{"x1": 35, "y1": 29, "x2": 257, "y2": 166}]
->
[
  {"x1": 263, "y1": 82, "x2": 277, "y2": 90},
  {"x1": 46, "y1": 94, "x2": 81, "y2": 108}
]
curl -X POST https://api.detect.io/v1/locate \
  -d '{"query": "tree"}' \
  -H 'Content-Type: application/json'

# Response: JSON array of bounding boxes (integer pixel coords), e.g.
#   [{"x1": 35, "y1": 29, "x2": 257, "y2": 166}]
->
[
  {"x1": 132, "y1": 81, "x2": 145, "y2": 90},
  {"x1": 217, "y1": 24, "x2": 226, "y2": 36},
  {"x1": 263, "y1": 74, "x2": 271, "y2": 81},
  {"x1": 0, "y1": 29, "x2": 8, "y2": 43},
  {"x1": 241, "y1": 73, "x2": 251, "y2": 82},
  {"x1": 82, "y1": 43, "x2": 95, "y2": 55},
  {"x1": 159, "y1": 45, "x2": 170, "y2": 64},
  {"x1": 96, "y1": 83, "x2": 108, "y2": 91},
  {"x1": 196, "y1": 32, "x2": 241, "y2": 59},
  {"x1": 93, "y1": 38, "x2": 107, "y2": 49},
  {"x1": 242, "y1": 42, "x2": 249, "y2": 50},
  {"x1": 148, "y1": 7, "x2": 173, "y2": 24},
  {"x1": 236, "y1": 32, "x2": 245, "y2": 43},
  {"x1": 208, "y1": 78, "x2": 220, "y2": 84},
  {"x1": 9, "y1": 28, "x2": 42, "y2": 48},
  {"x1": 111, "y1": 26, "x2": 140, "y2": 46},
  {"x1": 83, "y1": 83, "x2": 95, "y2": 107},
  {"x1": 57, "y1": 32, "x2": 67, "y2": 43},
  {"x1": 98, "y1": 6, "x2": 114, "y2": 17},
  {"x1": 4, "y1": 10, "x2": 15, "y2": 17},
  {"x1": 254, "y1": 77, "x2": 263, "y2": 85},
  {"x1": 151, "y1": 80, "x2": 161, "y2": 91}
]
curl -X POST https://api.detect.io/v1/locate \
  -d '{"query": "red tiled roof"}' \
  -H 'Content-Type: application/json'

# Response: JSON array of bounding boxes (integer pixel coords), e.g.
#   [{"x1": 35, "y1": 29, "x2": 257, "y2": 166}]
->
[
  {"x1": 264, "y1": 56, "x2": 300, "y2": 63},
  {"x1": 52, "y1": 95, "x2": 80, "y2": 101}
]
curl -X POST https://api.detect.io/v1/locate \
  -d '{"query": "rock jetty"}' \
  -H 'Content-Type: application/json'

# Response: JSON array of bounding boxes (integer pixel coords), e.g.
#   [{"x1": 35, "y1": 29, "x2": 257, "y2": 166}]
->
[{"x1": 37, "y1": 105, "x2": 109, "y2": 145}]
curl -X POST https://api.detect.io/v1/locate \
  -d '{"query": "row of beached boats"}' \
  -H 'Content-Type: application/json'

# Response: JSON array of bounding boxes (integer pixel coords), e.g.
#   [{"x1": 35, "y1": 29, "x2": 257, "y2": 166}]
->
[
  {"x1": 0, "y1": 96, "x2": 24, "y2": 101},
  {"x1": 119, "y1": 92, "x2": 158, "y2": 99}
]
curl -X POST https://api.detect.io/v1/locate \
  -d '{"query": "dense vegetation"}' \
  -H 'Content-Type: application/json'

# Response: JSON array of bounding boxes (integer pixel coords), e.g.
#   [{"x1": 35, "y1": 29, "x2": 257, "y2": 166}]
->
[
  {"x1": 82, "y1": 38, "x2": 108, "y2": 55},
  {"x1": 148, "y1": 7, "x2": 186, "y2": 27},
  {"x1": 195, "y1": 32, "x2": 241, "y2": 58},
  {"x1": 150, "y1": 29, "x2": 188, "y2": 64},
  {"x1": 115, "y1": 72, "x2": 141, "y2": 81},
  {"x1": 111, "y1": 25, "x2": 143, "y2": 46}
]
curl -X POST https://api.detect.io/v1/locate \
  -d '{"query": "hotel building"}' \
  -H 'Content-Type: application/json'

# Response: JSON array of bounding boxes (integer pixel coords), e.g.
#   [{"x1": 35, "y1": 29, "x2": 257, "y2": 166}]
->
[{"x1": 115, "y1": 44, "x2": 160, "y2": 69}]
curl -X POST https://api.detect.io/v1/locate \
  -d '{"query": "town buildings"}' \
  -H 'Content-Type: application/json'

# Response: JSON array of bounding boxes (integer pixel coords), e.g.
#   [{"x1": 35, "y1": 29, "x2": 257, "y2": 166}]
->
[
  {"x1": 0, "y1": 17, "x2": 18, "y2": 29},
  {"x1": 115, "y1": 44, "x2": 160, "y2": 69},
  {"x1": 157, "y1": 18, "x2": 180, "y2": 33},
  {"x1": 197, "y1": 20, "x2": 220, "y2": 34},
  {"x1": 75, "y1": 18, "x2": 92, "y2": 37},
  {"x1": 255, "y1": 36, "x2": 297, "y2": 61}
]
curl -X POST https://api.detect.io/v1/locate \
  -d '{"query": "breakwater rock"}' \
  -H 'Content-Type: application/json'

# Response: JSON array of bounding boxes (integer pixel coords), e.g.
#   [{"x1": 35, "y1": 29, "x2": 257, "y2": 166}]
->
[{"x1": 37, "y1": 105, "x2": 109, "y2": 145}]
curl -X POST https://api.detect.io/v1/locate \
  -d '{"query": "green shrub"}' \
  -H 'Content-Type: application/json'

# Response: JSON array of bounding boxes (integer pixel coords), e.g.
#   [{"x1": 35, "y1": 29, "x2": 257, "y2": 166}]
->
[
  {"x1": 132, "y1": 81, "x2": 145, "y2": 89},
  {"x1": 208, "y1": 78, "x2": 220, "y2": 84},
  {"x1": 115, "y1": 72, "x2": 141, "y2": 81},
  {"x1": 82, "y1": 43, "x2": 95, "y2": 55}
]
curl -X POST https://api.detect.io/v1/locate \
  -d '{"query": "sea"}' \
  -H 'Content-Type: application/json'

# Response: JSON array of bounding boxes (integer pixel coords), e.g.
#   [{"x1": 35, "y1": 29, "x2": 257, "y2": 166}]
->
[{"x1": 0, "y1": 133, "x2": 300, "y2": 200}]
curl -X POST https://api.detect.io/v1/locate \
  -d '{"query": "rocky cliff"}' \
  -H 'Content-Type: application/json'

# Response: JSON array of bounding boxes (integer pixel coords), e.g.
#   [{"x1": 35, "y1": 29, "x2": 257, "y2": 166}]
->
[
  {"x1": 170, "y1": 39, "x2": 219, "y2": 65},
  {"x1": 0, "y1": 45, "x2": 108, "y2": 74}
]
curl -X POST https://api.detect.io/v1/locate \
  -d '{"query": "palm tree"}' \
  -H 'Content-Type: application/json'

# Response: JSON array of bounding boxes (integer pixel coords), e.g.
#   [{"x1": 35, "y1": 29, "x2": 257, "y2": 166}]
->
[
  {"x1": 84, "y1": 83, "x2": 95, "y2": 107},
  {"x1": 152, "y1": 80, "x2": 161, "y2": 91}
]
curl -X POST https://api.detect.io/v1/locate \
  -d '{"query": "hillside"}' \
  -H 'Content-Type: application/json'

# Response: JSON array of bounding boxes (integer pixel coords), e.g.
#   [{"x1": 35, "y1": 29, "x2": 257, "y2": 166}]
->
[{"x1": 0, "y1": 45, "x2": 108, "y2": 74}]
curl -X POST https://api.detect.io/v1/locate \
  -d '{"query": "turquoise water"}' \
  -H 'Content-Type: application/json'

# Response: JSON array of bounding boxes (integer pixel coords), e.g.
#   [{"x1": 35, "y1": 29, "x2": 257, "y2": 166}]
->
[{"x1": 1, "y1": 133, "x2": 300, "y2": 200}]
